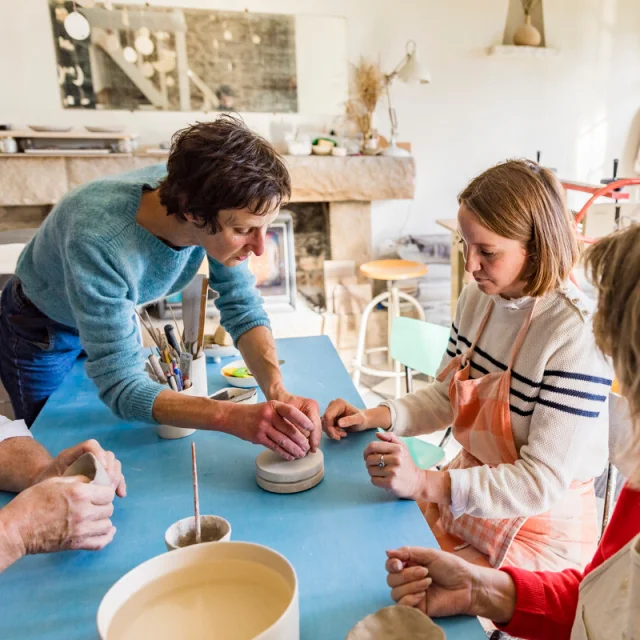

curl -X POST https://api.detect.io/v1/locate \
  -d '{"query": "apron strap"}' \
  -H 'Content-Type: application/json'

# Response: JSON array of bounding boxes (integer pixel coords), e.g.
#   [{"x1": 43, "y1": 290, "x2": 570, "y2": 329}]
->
[
  {"x1": 462, "y1": 300, "x2": 494, "y2": 364},
  {"x1": 507, "y1": 299, "x2": 538, "y2": 371}
]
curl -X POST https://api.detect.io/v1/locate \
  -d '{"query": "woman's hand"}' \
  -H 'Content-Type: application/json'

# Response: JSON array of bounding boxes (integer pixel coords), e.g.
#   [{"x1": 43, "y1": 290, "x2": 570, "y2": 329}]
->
[
  {"x1": 363, "y1": 432, "x2": 426, "y2": 500},
  {"x1": 386, "y1": 546, "x2": 517, "y2": 624},
  {"x1": 322, "y1": 400, "x2": 391, "y2": 440},
  {"x1": 35, "y1": 439, "x2": 126, "y2": 498}
]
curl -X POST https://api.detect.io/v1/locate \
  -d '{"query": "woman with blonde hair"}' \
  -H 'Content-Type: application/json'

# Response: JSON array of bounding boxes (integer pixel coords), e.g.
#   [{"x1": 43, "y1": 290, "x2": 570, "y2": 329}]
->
[
  {"x1": 384, "y1": 223, "x2": 640, "y2": 640},
  {"x1": 324, "y1": 159, "x2": 613, "y2": 572}
]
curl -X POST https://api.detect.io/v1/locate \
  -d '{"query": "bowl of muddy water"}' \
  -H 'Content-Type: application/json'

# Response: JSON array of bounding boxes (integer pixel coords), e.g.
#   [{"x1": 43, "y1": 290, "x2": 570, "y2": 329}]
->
[
  {"x1": 97, "y1": 541, "x2": 299, "y2": 640},
  {"x1": 164, "y1": 515, "x2": 231, "y2": 551}
]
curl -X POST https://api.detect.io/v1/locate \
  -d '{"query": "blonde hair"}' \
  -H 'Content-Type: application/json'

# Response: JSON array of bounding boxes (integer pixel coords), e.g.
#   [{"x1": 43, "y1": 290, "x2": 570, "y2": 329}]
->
[
  {"x1": 458, "y1": 159, "x2": 580, "y2": 297},
  {"x1": 584, "y1": 224, "x2": 640, "y2": 486}
]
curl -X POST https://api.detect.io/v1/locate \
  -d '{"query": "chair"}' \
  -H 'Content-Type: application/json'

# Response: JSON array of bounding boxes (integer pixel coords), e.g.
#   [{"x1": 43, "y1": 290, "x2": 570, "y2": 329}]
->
[
  {"x1": 596, "y1": 387, "x2": 628, "y2": 537},
  {"x1": 387, "y1": 316, "x2": 453, "y2": 470},
  {"x1": 352, "y1": 259, "x2": 427, "y2": 399}
]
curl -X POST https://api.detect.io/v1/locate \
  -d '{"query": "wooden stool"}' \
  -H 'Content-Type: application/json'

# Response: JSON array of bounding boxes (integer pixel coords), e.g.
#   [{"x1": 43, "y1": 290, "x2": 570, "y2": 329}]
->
[{"x1": 353, "y1": 259, "x2": 427, "y2": 398}]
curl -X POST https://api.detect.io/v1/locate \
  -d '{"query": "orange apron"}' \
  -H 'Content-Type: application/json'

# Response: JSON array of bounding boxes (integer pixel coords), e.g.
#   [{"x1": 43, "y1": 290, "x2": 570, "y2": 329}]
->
[{"x1": 424, "y1": 299, "x2": 598, "y2": 571}]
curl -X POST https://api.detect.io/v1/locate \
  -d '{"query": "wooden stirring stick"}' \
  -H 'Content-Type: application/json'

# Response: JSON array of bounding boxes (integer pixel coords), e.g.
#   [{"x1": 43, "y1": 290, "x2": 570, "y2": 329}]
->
[{"x1": 191, "y1": 442, "x2": 201, "y2": 544}]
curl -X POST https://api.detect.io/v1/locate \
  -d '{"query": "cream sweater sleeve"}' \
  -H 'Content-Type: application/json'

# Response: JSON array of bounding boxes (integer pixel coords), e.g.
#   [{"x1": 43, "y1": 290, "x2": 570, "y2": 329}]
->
[
  {"x1": 380, "y1": 291, "x2": 468, "y2": 437},
  {"x1": 449, "y1": 325, "x2": 612, "y2": 519}
]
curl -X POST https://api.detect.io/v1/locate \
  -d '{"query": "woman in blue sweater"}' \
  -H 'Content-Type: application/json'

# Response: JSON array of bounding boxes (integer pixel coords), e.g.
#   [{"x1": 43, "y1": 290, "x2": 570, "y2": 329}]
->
[{"x1": 0, "y1": 116, "x2": 320, "y2": 459}]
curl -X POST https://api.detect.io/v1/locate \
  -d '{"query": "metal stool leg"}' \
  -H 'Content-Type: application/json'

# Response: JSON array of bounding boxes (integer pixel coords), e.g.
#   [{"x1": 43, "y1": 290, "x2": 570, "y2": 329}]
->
[{"x1": 352, "y1": 291, "x2": 390, "y2": 389}]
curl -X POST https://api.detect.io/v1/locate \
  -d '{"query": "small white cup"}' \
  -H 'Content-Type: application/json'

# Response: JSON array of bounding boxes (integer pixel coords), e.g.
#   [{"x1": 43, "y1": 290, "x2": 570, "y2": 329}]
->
[
  {"x1": 164, "y1": 515, "x2": 231, "y2": 551},
  {"x1": 157, "y1": 354, "x2": 207, "y2": 439}
]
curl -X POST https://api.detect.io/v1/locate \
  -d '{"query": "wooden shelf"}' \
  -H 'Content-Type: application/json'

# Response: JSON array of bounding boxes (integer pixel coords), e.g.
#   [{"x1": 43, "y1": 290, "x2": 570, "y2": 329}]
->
[
  {"x1": 0, "y1": 152, "x2": 133, "y2": 158},
  {"x1": 489, "y1": 45, "x2": 558, "y2": 57},
  {"x1": 0, "y1": 129, "x2": 137, "y2": 140}
]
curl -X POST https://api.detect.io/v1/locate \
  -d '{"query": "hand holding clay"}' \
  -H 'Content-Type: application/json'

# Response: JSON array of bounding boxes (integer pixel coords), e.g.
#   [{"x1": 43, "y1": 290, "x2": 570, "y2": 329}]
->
[
  {"x1": 363, "y1": 432, "x2": 425, "y2": 499},
  {"x1": 323, "y1": 399, "x2": 390, "y2": 440},
  {"x1": 226, "y1": 401, "x2": 312, "y2": 461},
  {"x1": 268, "y1": 390, "x2": 322, "y2": 452},
  {"x1": 35, "y1": 439, "x2": 126, "y2": 497},
  {"x1": 385, "y1": 546, "x2": 475, "y2": 617},
  {"x1": 5, "y1": 476, "x2": 117, "y2": 557}
]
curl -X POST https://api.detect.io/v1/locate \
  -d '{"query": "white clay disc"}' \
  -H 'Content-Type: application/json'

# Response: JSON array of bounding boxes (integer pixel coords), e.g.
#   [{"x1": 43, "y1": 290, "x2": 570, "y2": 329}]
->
[
  {"x1": 256, "y1": 449, "x2": 324, "y2": 484},
  {"x1": 256, "y1": 469, "x2": 324, "y2": 494}
]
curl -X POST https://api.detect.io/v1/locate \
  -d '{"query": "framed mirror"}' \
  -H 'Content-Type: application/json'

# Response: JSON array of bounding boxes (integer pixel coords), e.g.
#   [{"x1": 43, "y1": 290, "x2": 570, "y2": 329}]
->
[{"x1": 49, "y1": 1, "x2": 347, "y2": 115}]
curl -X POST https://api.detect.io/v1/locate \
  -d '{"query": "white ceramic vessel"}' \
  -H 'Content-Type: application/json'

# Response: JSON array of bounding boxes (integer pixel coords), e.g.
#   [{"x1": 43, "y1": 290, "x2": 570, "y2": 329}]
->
[
  {"x1": 97, "y1": 542, "x2": 299, "y2": 640},
  {"x1": 156, "y1": 354, "x2": 207, "y2": 439}
]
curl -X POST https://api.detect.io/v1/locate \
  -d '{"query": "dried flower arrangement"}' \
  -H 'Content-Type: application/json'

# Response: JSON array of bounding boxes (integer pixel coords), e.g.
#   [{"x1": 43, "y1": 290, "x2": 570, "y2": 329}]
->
[
  {"x1": 344, "y1": 58, "x2": 385, "y2": 152},
  {"x1": 521, "y1": 0, "x2": 540, "y2": 16}
]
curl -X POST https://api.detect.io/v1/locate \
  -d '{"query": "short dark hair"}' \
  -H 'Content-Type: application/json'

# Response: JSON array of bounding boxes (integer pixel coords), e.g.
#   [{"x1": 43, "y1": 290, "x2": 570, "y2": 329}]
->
[{"x1": 159, "y1": 115, "x2": 291, "y2": 233}]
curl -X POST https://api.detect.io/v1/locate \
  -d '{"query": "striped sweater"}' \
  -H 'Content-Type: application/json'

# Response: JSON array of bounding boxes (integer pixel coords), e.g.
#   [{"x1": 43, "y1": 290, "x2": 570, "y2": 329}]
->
[{"x1": 384, "y1": 280, "x2": 613, "y2": 519}]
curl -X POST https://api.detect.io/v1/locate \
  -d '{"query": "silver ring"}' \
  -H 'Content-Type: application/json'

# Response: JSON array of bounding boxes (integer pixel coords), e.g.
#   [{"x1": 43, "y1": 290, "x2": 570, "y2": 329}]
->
[{"x1": 378, "y1": 455, "x2": 386, "y2": 468}]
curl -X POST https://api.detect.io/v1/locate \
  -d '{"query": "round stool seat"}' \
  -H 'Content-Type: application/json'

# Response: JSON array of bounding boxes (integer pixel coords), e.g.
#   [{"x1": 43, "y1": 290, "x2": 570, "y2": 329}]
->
[{"x1": 360, "y1": 259, "x2": 427, "y2": 281}]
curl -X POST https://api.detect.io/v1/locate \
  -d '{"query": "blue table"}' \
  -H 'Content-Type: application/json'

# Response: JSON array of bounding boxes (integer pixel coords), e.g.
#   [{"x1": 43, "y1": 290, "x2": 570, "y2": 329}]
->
[{"x1": 0, "y1": 336, "x2": 483, "y2": 639}]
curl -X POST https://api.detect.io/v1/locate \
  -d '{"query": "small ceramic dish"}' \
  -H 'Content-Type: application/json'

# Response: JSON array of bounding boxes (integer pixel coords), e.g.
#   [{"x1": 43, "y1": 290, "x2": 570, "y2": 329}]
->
[
  {"x1": 85, "y1": 126, "x2": 125, "y2": 133},
  {"x1": 209, "y1": 387, "x2": 258, "y2": 404},
  {"x1": 63, "y1": 452, "x2": 111, "y2": 486},
  {"x1": 28, "y1": 125, "x2": 73, "y2": 132},
  {"x1": 165, "y1": 515, "x2": 231, "y2": 551},
  {"x1": 220, "y1": 359, "x2": 259, "y2": 388},
  {"x1": 311, "y1": 144, "x2": 332, "y2": 156}
]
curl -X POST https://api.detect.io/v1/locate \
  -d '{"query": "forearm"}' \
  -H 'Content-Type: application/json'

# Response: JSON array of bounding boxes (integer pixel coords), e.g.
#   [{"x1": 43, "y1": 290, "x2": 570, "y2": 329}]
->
[
  {"x1": 151, "y1": 390, "x2": 238, "y2": 434},
  {"x1": 0, "y1": 438, "x2": 53, "y2": 493},
  {"x1": 384, "y1": 381, "x2": 453, "y2": 437},
  {"x1": 0, "y1": 503, "x2": 26, "y2": 572},
  {"x1": 472, "y1": 565, "x2": 517, "y2": 624},
  {"x1": 414, "y1": 470, "x2": 452, "y2": 504},
  {"x1": 237, "y1": 325, "x2": 284, "y2": 398}
]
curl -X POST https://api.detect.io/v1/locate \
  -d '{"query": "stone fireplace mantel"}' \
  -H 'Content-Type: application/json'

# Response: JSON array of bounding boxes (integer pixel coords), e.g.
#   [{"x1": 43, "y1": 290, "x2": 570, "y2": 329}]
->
[
  {"x1": 0, "y1": 153, "x2": 415, "y2": 273},
  {"x1": 0, "y1": 154, "x2": 414, "y2": 206}
]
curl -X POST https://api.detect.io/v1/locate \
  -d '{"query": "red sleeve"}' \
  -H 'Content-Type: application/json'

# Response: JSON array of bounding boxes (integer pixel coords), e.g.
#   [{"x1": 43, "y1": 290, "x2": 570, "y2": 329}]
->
[
  {"x1": 495, "y1": 486, "x2": 640, "y2": 640},
  {"x1": 496, "y1": 566, "x2": 583, "y2": 639}
]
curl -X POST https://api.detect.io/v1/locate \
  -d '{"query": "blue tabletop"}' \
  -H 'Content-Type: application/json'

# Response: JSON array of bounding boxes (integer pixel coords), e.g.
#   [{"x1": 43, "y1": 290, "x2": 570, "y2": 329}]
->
[{"x1": 0, "y1": 336, "x2": 483, "y2": 639}]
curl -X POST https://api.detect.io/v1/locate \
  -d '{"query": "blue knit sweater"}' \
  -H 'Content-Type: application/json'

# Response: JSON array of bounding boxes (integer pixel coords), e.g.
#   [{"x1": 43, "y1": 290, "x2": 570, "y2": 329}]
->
[{"x1": 16, "y1": 165, "x2": 270, "y2": 424}]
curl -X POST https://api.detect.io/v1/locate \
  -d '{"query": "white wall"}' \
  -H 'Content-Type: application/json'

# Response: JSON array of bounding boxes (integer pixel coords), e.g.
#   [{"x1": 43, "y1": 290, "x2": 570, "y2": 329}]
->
[{"x1": 2, "y1": 0, "x2": 640, "y2": 255}]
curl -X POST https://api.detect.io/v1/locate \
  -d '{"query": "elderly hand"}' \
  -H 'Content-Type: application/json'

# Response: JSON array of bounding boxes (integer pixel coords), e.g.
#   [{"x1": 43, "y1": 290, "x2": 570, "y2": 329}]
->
[
  {"x1": 363, "y1": 432, "x2": 426, "y2": 500},
  {"x1": 386, "y1": 546, "x2": 517, "y2": 623},
  {"x1": 35, "y1": 439, "x2": 126, "y2": 498},
  {"x1": 385, "y1": 546, "x2": 475, "y2": 616},
  {"x1": 268, "y1": 390, "x2": 322, "y2": 452},
  {"x1": 3, "y1": 476, "x2": 117, "y2": 561},
  {"x1": 322, "y1": 399, "x2": 391, "y2": 440}
]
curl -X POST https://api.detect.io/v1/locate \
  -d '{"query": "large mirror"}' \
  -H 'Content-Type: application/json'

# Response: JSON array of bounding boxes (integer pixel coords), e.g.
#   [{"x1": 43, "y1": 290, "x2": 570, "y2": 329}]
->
[{"x1": 49, "y1": 1, "x2": 347, "y2": 115}]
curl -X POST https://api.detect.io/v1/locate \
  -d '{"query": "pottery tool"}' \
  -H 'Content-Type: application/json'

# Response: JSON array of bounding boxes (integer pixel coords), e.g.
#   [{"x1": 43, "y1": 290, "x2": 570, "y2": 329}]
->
[
  {"x1": 209, "y1": 388, "x2": 257, "y2": 403},
  {"x1": 191, "y1": 443, "x2": 201, "y2": 544},
  {"x1": 181, "y1": 275, "x2": 204, "y2": 353},
  {"x1": 255, "y1": 449, "x2": 324, "y2": 494},
  {"x1": 164, "y1": 324, "x2": 181, "y2": 356},
  {"x1": 168, "y1": 304, "x2": 186, "y2": 352},
  {"x1": 196, "y1": 277, "x2": 209, "y2": 356},
  {"x1": 147, "y1": 354, "x2": 167, "y2": 384}
]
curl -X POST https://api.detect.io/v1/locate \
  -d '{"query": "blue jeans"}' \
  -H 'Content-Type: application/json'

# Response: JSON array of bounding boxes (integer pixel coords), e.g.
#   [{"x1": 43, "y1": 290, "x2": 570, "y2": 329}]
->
[{"x1": 0, "y1": 277, "x2": 82, "y2": 426}]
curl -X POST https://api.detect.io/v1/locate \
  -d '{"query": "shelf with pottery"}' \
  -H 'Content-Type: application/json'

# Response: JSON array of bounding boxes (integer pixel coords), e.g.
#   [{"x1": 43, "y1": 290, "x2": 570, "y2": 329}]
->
[
  {"x1": 0, "y1": 130, "x2": 137, "y2": 140},
  {"x1": 488, "y1": 44, "x2": 558, "y2": 57}
]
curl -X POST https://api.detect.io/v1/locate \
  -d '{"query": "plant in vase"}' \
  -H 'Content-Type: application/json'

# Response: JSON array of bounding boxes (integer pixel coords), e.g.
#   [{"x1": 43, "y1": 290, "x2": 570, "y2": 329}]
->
[
  {"x1": 345, "y1": 58, "x2": 385, "y2": 154},
  {"x1": 514, "y1": 0, "x2": 542, "y2": 47}
]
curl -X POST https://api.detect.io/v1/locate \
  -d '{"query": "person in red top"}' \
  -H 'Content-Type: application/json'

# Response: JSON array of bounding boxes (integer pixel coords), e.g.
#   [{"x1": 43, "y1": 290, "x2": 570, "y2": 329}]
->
[{"x1": 384, "y1": 224, "x2": 640, "y2": 640}]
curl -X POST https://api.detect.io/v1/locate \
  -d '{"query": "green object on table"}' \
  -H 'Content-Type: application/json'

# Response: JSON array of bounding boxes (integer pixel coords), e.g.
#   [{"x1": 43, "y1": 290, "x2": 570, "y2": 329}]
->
[{"x1": 388, "y1": 316, "x2": 452, "y2": 470}]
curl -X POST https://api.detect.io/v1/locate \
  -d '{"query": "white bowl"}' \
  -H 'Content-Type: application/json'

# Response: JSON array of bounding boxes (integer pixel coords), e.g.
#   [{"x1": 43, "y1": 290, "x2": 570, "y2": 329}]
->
[
  {"x1": 97, "y1": 541, "x2": 299, "y2": 640},
  {"x1": 164, "y1": 515, "x2": 231, "y2": 551},
  {"x1": 221, "y1": 359, "x2": 259, "y2": 389}
]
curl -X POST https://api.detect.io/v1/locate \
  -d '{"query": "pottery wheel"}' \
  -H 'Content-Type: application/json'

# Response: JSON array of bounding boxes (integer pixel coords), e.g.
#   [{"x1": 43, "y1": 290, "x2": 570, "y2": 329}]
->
[
  {"x1": 346, "y1": 605, "x2": 445, "y2": 640},
  {"x1": 255, "y1": 449, "x2": 324, "y2": 494}
]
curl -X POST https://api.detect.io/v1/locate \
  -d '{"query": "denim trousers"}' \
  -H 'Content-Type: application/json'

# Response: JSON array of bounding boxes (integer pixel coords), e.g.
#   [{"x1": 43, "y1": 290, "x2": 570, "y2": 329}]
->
[{"x1": 0, "y1": 277, "x2": 82, "y2": 426}]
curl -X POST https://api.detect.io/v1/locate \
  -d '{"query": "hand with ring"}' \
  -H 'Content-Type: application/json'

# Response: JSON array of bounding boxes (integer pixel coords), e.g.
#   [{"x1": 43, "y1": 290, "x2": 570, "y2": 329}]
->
[{"x1": 363, "y1": 432, "x2": 427, "y2": 500}]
